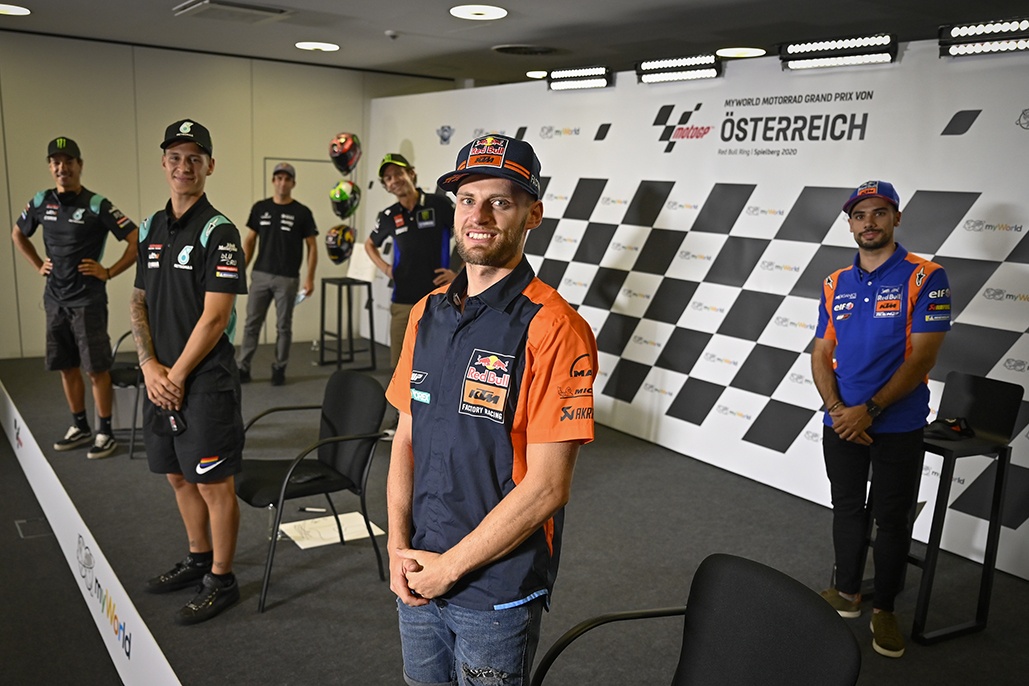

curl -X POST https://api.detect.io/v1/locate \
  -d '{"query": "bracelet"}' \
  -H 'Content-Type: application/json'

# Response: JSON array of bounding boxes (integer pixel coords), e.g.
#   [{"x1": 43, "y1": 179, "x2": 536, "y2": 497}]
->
[{"x1": 827, "y1": 401, "x2": 844, "y2": 412}]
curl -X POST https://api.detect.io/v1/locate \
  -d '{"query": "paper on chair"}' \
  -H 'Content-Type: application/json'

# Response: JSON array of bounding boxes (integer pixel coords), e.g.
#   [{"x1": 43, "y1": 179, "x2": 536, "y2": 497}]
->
[{"x1": 279, "y1": 512, "x2": 385, "y2": 550}]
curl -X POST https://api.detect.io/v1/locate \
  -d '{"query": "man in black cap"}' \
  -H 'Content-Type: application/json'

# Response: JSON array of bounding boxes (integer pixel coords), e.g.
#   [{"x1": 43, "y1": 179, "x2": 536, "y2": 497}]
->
[
  {"x1": 12, "y1": 136, "x2": 138, "y2": 459},
  {"x1": 365, "y1": 152, "x2": 459, "y2": 367},
  {"x1": 130, "y1": 119, "x2": 247, "y2": 625},
  {"x1": 386, "y1": 134, "x2": 597, "y2": 685},
  {"x1": 813, "y1": 180, "x2": 951, "y2": 658},
  {"x1": 236, "y1": 162, "x2": 318, "y2": 386}
]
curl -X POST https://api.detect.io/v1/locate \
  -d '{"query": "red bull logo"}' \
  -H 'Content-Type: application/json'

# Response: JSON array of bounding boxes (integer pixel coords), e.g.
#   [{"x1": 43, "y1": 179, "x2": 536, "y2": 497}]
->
[
  {"x1": 466, "y1": 349, "x2": 514, "y2": 389},
  {"x1": 476, "y1": 354, "x2": 509, "y2": 372},
  {"x1": 470, "y1": 136, "x2": 508, "y2": 157}
]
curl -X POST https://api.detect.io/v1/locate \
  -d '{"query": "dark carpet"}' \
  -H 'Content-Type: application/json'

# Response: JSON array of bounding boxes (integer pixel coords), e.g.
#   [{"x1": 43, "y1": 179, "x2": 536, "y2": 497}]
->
[{"x1": 1, "y1": 340, "x2": 1026, "y2": 685}]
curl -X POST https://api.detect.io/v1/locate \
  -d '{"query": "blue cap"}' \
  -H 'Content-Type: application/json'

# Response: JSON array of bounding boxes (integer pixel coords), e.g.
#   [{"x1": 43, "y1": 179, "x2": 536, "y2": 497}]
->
[
  {"x1": 843, "y1": 180, "x2": 900, "y2": 214},
  {"x1": 437, "y1": 134, "x2": 541, "y2": 199}
]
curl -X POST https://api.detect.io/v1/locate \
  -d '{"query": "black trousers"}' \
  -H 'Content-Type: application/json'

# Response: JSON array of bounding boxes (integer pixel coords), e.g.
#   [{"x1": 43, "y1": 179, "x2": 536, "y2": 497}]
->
[{"x1": 822, "y1": 425, "x2": 924, "y2": 612}]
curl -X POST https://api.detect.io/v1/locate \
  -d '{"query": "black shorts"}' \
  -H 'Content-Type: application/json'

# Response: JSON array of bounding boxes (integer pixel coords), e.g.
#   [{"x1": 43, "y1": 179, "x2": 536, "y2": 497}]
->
[
  {"x1": 143, "y1": 389, "x2": 245, "y2": 484},
  {"x1": 45, "y1": 300, "x2": 113, "y2": 373}
]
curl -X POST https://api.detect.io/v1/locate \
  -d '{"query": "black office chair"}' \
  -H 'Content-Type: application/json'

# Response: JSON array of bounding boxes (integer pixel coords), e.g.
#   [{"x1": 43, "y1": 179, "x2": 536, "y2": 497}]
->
[
  {"x1": 908, "y1": 370, "x2": 1024, "y2": 644},
  {"x1": 108, "y1": 331, "x2": 143, "y2": 459},
  {"x1": 235, "y1": 370, "x2": 388, "y2": 612},
  {"x1": 531, "y1": 553, "x2": 861, "y2": 686}
]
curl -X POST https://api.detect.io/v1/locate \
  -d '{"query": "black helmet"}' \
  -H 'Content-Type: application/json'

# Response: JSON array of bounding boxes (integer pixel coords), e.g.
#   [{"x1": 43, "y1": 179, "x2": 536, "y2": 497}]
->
[
  {"x1": 329, "y1": 179, "x2": 361, "y2": 219},
  {"x1": 329, "y1": 132, "x2": 361, "y2": 175},
  {"x1": 325, "y1": 224, "x2": 355, "y2": 264}
]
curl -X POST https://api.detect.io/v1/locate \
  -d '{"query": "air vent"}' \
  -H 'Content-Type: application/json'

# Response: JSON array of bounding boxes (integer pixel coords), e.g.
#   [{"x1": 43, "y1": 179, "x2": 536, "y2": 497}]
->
[
  {"x1": 492, "y1": 45, "x2": 558, "y2": 56},
  {"x1": 172, "y1": 0, "x2": 291, "y2": 24}
]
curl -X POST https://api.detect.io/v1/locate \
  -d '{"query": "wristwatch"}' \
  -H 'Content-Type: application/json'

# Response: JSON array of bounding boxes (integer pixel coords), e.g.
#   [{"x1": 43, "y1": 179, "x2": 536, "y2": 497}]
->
[{"x1": 865, "y1": 400, "x2": 883, "y2": 419}]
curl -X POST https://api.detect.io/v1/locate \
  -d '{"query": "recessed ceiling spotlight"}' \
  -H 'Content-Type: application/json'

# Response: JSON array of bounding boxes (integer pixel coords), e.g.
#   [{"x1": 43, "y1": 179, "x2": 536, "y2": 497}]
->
[
  {"x1": 526, "y1": 70, "x2": 548, "y2": 79},
  {"x1": 0, "y1": 4, "x2": 31, "y2": 15},
  {"x1": 296, "y1": 41, "x2": 340, "y2": 52},
  {"x1": 716, "y1": 47, "x2": 767, "y2": 58},
  {"x1": 450, "y1": 5, "x2": 508, "y2": 21}
]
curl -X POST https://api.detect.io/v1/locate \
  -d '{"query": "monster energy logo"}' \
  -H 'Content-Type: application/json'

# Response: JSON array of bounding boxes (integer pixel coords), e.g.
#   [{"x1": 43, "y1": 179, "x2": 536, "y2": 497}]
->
[{"x1": 55, "y1": 138, "x2": 69, "y2": 149}]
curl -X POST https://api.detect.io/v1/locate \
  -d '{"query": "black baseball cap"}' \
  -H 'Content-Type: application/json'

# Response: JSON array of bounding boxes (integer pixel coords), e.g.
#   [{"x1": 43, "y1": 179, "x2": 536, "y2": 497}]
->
[
  {"x1": 378, "y1": 153, "x2": 412, "y2": 178},
  {"x1": 273, "y1": 162, "x2": 296, "y2": 179},
  {"x1": 437, "y1": 134, "x2": 541, "y2": 199},
  {"x1": 47, "y1": 137, "x2": 81, "y2": 160},
  {"x1": 161, "y1": 119, "x2": 213, "y2": 156}
]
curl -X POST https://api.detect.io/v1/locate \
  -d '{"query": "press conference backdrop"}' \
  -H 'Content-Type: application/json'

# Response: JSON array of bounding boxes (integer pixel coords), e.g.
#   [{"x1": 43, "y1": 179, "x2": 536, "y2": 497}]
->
[{"x1": 361, "y1": 40, "x2": 1029, "y2": 580}]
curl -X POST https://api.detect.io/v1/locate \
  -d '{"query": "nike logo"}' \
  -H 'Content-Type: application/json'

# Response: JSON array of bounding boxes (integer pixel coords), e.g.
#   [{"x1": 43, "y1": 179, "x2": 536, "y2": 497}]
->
[{"x1": 195, "y1": 459, "x2": 225, "y2": 475}]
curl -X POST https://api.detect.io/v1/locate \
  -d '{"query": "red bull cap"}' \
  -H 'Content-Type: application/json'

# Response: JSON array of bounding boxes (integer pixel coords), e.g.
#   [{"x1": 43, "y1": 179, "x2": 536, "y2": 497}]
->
[
  {"x1": 437, "y1": 134, "x2": 541, "y2": 199},
  {"x1": 843, "y1": 180, "x2": 900, "y2": 215}
]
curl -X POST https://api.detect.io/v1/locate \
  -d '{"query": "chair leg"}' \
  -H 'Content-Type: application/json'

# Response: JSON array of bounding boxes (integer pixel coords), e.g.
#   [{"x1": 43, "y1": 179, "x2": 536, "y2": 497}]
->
[
  {"x1": 361, "y1": 490, "x2": 386, "y2": 581},
  {"x1": 128, "y1": 381, "x2": 141, "y2": 459},
  {"x1": 325, "y1": 495, "x2": 345, "y2": 547},
  {"x1": 259, "y1": 504, "x2": 285, "y2": 613}
]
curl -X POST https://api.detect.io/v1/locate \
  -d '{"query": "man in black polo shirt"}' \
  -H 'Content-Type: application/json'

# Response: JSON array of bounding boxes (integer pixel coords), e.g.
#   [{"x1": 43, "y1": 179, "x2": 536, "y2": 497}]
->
[
  {"x1": 236, "y1": 162, "x2": 318, "y2": 386},
  {"x1": 12, "y1": 136, "x2": 138, "y2": 460},
  {"x1": 365, "y1": 153, "x2": 459, "y2": 367},
  {"x1": 130, "y1": 119, "x2": 247, "y2": 625}
]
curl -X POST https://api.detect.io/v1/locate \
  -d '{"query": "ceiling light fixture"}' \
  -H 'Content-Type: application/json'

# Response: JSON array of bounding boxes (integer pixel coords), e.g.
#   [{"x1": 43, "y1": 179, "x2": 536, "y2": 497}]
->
[
  {"x1": 939, "y1": 18, "x2": 1029, "y2": 57},
  {"x1": 295, "y1": 41, "x2": 340, "y2": 52},
  {"x1": 780, "y1": 34, "x2": 896, "y2": 70},
  {"x1": 716, "y1": 47, "x2": 766, "y2": 58},
  {"x1": 636, "y1": 55, "x2": 722, "y2": 83},
  {"x1": 547, "y1": 66, "x2": 612, "y2": 91},
  {"x1": 0, "y1": 3, "x2": 30, "y2": 15},
  {"x1": 449, "y1": 5, "x2": 508, "y2": 21},
  {"x1": 525, "y1": 70, "x2": 548, "y2": 80}
]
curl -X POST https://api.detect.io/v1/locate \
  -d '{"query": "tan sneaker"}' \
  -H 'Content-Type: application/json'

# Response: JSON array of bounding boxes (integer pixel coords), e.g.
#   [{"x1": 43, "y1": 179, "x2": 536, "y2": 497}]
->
[
  {"x1": 871, "y1": 611, "x2": 906, "y2": 658},
  {"x1": 820, "y1": 587, "x2": 861, "y2": 618}
]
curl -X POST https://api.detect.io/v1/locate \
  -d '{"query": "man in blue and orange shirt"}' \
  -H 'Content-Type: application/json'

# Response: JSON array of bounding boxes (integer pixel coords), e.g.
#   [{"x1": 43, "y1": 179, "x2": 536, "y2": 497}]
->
[
  {"x1": 386, "y1": 135, "x2": 598, "y2": 685},
  {"x1": 813, "y1": 180, "x2": 951, "y2": 659}
]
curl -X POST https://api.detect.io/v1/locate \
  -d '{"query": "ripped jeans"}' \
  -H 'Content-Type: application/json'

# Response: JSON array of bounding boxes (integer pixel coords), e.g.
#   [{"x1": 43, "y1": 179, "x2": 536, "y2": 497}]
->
[{"x1": 397, "y1": 596, "x2": 544, "y2": 686}]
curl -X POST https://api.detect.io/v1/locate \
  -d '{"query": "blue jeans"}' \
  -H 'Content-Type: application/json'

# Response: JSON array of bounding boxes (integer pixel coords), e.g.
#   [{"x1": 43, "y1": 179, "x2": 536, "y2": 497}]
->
[{"x1": 397, "y1": 597, "x2": 544, "y2": 686}]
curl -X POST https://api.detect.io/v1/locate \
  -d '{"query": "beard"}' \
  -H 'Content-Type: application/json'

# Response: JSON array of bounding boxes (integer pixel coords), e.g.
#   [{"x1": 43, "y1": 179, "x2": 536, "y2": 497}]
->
[
  {"x1": 456, "y1": 220, "x2": 528, "y2": 269},
  {"x1": 854, "y1": 229, "x2": 891, "y2": 251}
]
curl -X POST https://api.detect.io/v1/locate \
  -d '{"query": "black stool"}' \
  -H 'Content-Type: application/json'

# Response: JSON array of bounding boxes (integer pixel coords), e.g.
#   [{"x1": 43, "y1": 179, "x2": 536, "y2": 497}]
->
[
  {"x1": 908, "y1": 372, "x2": 1022, "y2": 644},
  {"x1": 318, "y1": 277, "x2": 376, "y2": 371}
]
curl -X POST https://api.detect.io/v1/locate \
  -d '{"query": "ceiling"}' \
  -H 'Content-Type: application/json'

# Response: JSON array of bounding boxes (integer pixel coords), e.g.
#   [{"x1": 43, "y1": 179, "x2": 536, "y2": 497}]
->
[{"x1": 2, "y1": 0, "x2": 1027, "y2": 85}]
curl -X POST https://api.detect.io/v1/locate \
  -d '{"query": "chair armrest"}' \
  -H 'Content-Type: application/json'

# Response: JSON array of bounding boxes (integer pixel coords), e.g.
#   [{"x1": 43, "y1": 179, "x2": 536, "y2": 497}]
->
[
  {"x1": 244, "y1": 405, "x2": 322, "y2": 432},
  {"x1": 112, "y1": 331, "x2": 133, "y2": 357},
  {"x1": 274, "y1": 432, "x2": 388, "y2": 507},
  {"x1": 530, "y1": 606, "x2": 687, "y2": 686}
]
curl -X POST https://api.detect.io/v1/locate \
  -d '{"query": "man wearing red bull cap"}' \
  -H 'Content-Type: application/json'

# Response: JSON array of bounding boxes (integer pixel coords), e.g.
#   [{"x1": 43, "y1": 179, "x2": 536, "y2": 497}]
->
[
  {"x1": 386, "y1": 134, "x2": 598, "y2": 685},
  {"x1": 812, "y1": 180, "x2": 951, "y2": 659}
]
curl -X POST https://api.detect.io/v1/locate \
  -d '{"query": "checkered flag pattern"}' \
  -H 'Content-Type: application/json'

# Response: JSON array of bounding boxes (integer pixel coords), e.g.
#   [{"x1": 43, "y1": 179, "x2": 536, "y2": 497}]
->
[{"x1": 525, "y1": 178, "x2": 1029, "y2": 531}]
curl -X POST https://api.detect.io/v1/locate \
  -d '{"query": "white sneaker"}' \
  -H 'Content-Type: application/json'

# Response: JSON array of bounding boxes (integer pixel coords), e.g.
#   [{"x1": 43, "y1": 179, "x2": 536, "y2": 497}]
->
[
  {"x1": 87, "y1": 433, "x2": 117, "y2": 460},
  {"x1": 54, "y1": 425, "x2": 92, "y2": 451}
]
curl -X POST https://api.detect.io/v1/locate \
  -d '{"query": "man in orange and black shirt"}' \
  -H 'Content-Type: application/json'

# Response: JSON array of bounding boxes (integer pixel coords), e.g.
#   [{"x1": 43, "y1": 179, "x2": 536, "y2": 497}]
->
[{"x1": 385, "y1": 135, "x2": 597, "y2": 686}]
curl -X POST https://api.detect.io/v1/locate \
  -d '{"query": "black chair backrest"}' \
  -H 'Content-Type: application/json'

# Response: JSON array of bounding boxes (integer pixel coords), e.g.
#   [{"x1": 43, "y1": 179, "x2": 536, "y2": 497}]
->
[
  {"x1": 673, "y1": 554, "x2": 860, "y2": 686},
  {"x1": 317, "y1": 370, "x2": 387, "y2": 487},
  {"x1": 937, "y1": 371, "x2": 1023, "y2": 445}
]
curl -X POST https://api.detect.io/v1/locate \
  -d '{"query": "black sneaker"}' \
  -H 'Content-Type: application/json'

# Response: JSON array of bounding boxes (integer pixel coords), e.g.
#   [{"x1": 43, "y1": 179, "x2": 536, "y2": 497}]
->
[
  {"x1": 271, "y1": 365, "x2": 285, "y2": 386},
  {"x1": 145, "y1": 555, "x2": 212, "y2": 594},
  {"x1": 239, "y1": 368, "x2": 251, "y2": 384},
  {"x1": 87, "y1": 433, "x2": 117, "y2": 460},
  {"x1": 175, "y1": 573, "x2": 240, "y2": 625},
  {"x1": 54, "y1": 425, "x2": 92, "y2": 451}
]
